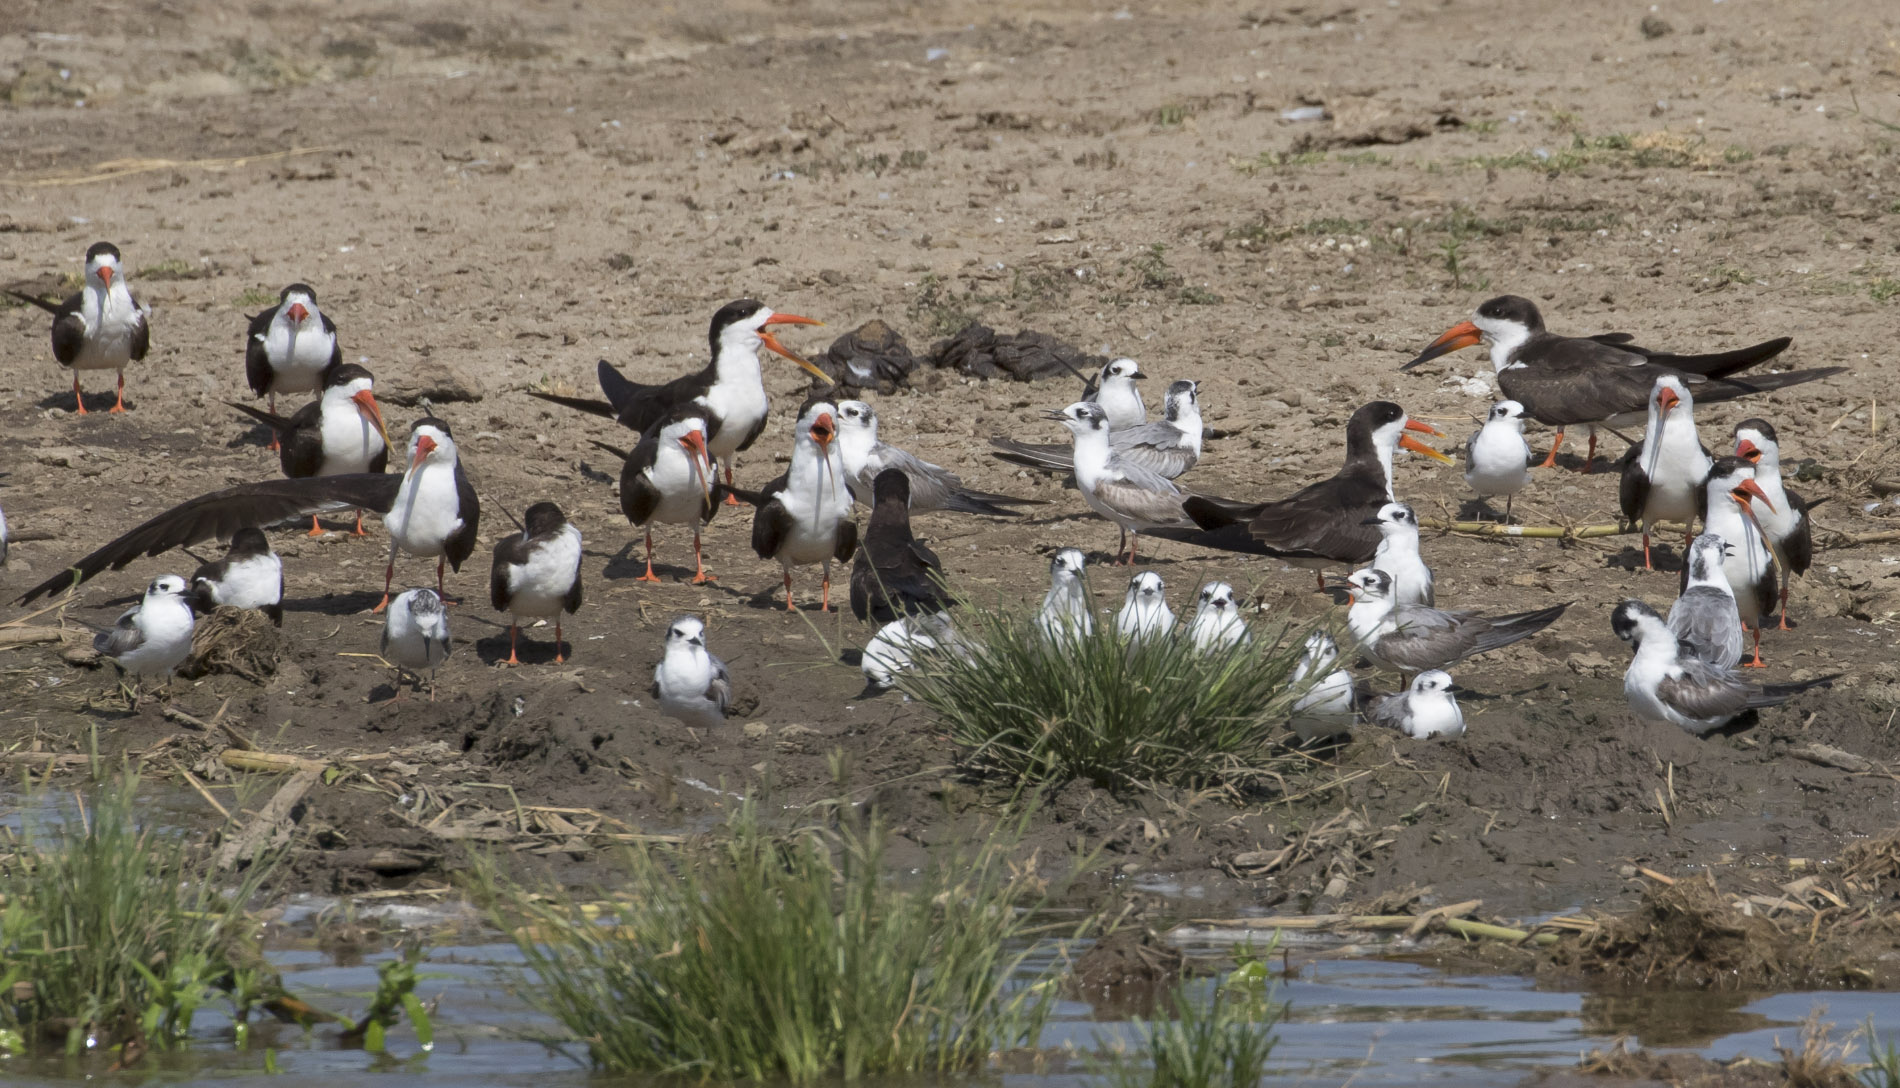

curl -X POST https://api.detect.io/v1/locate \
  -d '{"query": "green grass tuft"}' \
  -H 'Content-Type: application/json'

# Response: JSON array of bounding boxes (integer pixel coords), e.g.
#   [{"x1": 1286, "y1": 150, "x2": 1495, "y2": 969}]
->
[
  {"x1": 138, "y1": 258, "x2": 209, "y2": 281},
  {"x1": 0, "y1": 774, "x2": 277, "y2": 1057},
  {"x1": 234, "y1": 286, "x2": 278, "y2": 309},
  {"x1": 1869, "y1": 278, "x2": 1900, "y2": 303},
  {"x1": 476, "y1": 801, "x2": 1069, "y2": 1081},
  {"x1": 893, "y1": 592, "x2": 1315, "y2": 792}
]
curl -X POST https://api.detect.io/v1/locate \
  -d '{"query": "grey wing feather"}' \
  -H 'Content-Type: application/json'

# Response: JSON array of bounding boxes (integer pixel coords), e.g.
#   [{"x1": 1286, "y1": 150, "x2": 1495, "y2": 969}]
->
[
  {"x1": 1667, "y1": 588, "x2": 1744, "y2": 669},
  {"x1": 1378, "y1": 609, "x2": 1479, "y2": 670},
  {"x1": 1364, "y1": 691, "x2": 1411, "y2": 732},
  {"x1": 707, "y1": 654, "x2": 733, "y2": 715},
  {"x1": 94, "y1": 608, "x2": 144, "y2": 657},
  {"x1": 1118, "y1": 442, "x2": 1198, "y2": 479},
  {"x1": 379, "y1": 626, "x2": 391, "y2": 658},
  {"x1": 1657, "y1": 664, "x2": 1756, "y2": 723},
  {"x1": 1095, "y1": 476, "x2": 1190, "y2": 527}
]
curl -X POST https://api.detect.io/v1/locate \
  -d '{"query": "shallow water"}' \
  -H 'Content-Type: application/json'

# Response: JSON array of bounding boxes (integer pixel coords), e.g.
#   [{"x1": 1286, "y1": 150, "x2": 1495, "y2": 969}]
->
[{"x1": 5, "y1": 918, "x2": 1898, "y2": 1087}]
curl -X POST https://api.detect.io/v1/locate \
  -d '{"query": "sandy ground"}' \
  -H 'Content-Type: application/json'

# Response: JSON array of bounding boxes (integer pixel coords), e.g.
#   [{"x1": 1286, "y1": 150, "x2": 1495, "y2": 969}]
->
[{"x1": 3, "y1": 0, "x2": 1900, "y2": 921}]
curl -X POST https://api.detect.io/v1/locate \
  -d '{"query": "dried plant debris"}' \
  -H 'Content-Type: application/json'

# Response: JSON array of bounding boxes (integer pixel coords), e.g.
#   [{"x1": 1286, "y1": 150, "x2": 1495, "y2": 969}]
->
[
  {"x1": 185, "y1": 606, "x2": 281, "y2": 680},
  {"x1": 927, "y1": 322, "x2": 1107, "y2": 382}
]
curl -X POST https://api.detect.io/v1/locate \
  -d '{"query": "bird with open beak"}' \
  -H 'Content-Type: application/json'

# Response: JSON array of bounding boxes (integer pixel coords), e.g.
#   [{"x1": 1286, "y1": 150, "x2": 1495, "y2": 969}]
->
[
  {"x1": 1701, "y1": 456, "x2": 1778, "y2": 667},
  {"x1": 749, "y1": 401, "x2": 859, "y2": 611}
]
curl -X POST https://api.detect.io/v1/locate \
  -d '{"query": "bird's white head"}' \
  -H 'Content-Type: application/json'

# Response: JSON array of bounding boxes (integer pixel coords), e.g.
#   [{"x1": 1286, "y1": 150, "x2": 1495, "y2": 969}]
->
[
  {"x1": 1365, "y1": 501, "x2": 1419, "y2": 536},
  {"x1": 1346, "y1": 566, "x2": 1394, "y2": 604},
  {"x1": 279, "y1": 283, "x2": 319, "y2": 326},
  {"x1": 84, "y1": 242, "x2": 125, "y2": 292},
  {"x1": 1732, "y1": 418, "x2": 1781, "y2": 473},
  {"x1": 1048, "y1": 401, "x2": 1110, "y2": 438},
  {"x1": 710, "y1": 299, "x2": 828, "y2": 379},
  {"x1": 1489, "y1": 400, "x2": 1527, "y2": 427},
  {"x1": 666, "y1": 614, "x2": 709, "y2": 650},
  {"x1": 1410, "y1": 670, "x2": 1456, "y2": 696},
  {"x1": 1050, "y1": 547, "x2": 1088, "y2": 586},
  {"x1": 1125, "y1": 570, "x2": 1165, "y2": 605},
  {"x1": 148, "y1": 574, "x2": 188, "y2": 600},
  {"x1": 407, "y1": 419, "x2": 458, "y2": 474},
  {"x1": 1196, "y1": 581, "x2": 1237, "y2": 613}
]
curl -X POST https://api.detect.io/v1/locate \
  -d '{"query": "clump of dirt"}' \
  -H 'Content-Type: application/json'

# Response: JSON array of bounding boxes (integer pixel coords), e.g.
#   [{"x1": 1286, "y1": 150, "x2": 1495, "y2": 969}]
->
[
  {"x1": 1839, "y1": 831, "x2": 1900, "y2": 899},
  {"x1": 1575, "y1": 1045, "x2": 1791, "y2": 1088},
  {"x1": 185, "y1": 607, "x2": 281, "y2": 681},
  {"x1": 1541, "y1": 876, "x2": 1888, "y2": 990},
  {"x1": 1068, "y1": 924, "x2": 1184, "y2": 1012}
]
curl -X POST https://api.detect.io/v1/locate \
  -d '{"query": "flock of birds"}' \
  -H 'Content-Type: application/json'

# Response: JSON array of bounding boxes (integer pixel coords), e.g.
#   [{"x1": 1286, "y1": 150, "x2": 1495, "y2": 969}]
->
[{"x1": 0, "y1": 239, "x2": 1851, "y2": 741}]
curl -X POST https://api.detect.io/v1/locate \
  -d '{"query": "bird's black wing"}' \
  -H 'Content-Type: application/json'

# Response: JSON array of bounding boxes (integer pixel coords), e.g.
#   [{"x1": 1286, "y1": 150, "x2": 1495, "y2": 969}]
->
[
  {"x1": 490, "y1": 530, "x2": 529, "y2": 612},
  {"x1": 444, "y1": 461, "x2": 482, "y2": 573},
  {"x1": 244, "y1": 304, "x2": 279, "y2": 396},
  {"x1": 18, "y1": 474, "x2": 403, "y2": 604}
]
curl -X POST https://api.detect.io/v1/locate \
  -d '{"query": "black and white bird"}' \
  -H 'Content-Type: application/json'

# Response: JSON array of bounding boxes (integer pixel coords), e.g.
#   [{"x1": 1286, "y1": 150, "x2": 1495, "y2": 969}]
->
[
  {"x1": 1364, "y1": 670, "x2": 1466, "y2": 738},
  {"x1": 1344, "y1": 567, "x2": 1567, "y2": 673},
  {"x1": 1702, "y1": 457, "x2": 1777, "y2": 667},
  {"x1": 1733, "y1": 419, "x2": 1819, "y2": 629},
  {"x1": 1087, "y1": 357, "x2": 1147, "y2": 430},
  {"x1": 1048, "y1": 400, "x2": 1192, "y2": 565},
  {"x1": 1463, "y1": 400, "x2": 1532, "y2": 522},
  {"x1": 748, "y1": 401, "x2": 859, "y2": 611},
  {"x1": 1668, "y1": 533, "x2": 1743, "y2": 671},
  {"x1": 244, "y1": 283, "x2": 341, "y2": 429},
  {"x1": 652, "y1": 615, "x2": 732, "y2": 728},
  {"x1": 490, "y1": 502, "x2": 583, "y2": 665},
  {"x1": 1153, "y1": 402, "x2": 1453, "y2": 589},
  {"x1": 1612, "y1": 599, "x2": 1835, "y2": 736},
  {"x1": 1287, "y1": 631, "x2": 1356, "y2": 742},
  {"x1": 1186, "y1": 581, "x2": 1251, "y2": 651},
  {"x1": 1365, "y1": 502, "x2": 1434, "y2": 608},
  {"x1": 16, "y1": 417, "x2": 477, "y2": 611},
  {"x1": 6, "y1": 242, "x2": 151, "y2": 414},
  {"x1": 613, "y1": 405, "x2": 718, "y2": 584},
  {"x1": 188, "y1": 527, "x2": 284, "y2": 626},
  {"x1": 836, "y1": 400, "x2": 1038, "y2": 516},
  {"x1": 861, "y1": 612, "x2": 964, "y2": 693},
  {"x1": 93, "y1": 574, "x2": 195, "y2": 709},
  {"x1": 1402, "y1": 295, "x2": 1836, "y2": 472},
  {"x1": 1036, "y1": 547, "x2": 1094, "y2": 642},
  {"x1": 992, "y1": 378, "x2": 1204, "y2": 482},
  {"x1": 227, "y1": 362, "x2": 392, "y2": 536},
  {"x1": 1617, "y1": 375, "x2": 1712, "y2": 571},
  {"x1": 526, "y1": 300, "x2": 828, "y2": 502},
  {"x1": 849, "y1": 469, "x2": 950, "y2": 623},
  {"x1": 1116, "y1": 570, "x2": 1174, "y2": 643},
  {"x1": 381, "y1": 587, "x2": 451, "y2": 701}
]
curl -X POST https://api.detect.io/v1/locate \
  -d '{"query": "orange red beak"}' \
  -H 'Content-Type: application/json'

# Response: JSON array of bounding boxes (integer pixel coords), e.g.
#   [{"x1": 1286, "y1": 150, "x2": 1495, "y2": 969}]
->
[
  {"x1": 1731, "y1": 477, "x2": 1776, "y2": 514},
  {"x1": 1736, "y1": 439, "x2": 1762, "y2": 463},
  {"x1": 1656, "y1": 387, "x2": 1680, "y2": 414},
  {"x1": 1399, "y1": 418, "x2": 1455, "y2": 464},
  {"x1": 1400, "y1": 320, "x2": 1482, "y2": 371},
  {"x1": 409, "y1": 434, "x2": 438, "y2": 474},
  {"x1": 351, "y1": 389, "x2": 392, "y2": 452},
  {"x1": 287, "y1": 302, "x2": 309, "y2": 324},
  {"x1": 680, "y1": 428, "x2": 712, "y2": 498},
  {"x1": 759, "y1": 313, "x2": 829, "y2": 380},
  {"x1": 98, "y1": 266, "x2": 114, "y2": 288},
  {"x1": 810, "y1": 412, "x2": 835, "y2": 449}
]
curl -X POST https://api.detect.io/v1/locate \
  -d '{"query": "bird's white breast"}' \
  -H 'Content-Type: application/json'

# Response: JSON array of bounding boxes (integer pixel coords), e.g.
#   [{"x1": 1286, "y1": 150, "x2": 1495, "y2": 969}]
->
[
  {"x1": 506, "y1": 525, "x2": 581, "y2": 618},
  {"x1": 205, "y1": 555, "x2": 283, "y2": 611},
  {"x1": 386, "y1": 461, "x2": 465, "y2": 556}
]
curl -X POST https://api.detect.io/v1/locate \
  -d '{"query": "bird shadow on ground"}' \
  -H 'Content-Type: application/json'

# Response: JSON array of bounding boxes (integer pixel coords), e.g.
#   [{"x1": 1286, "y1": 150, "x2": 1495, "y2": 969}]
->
[
  {"x1": 224, "y1": 423, "x2": 274, "y2": 450},
  {"x1": 598, "y1": 541, "x2": 735, "y2": 591},
  {"x1": 34, "y1": 391, "x2": 124, "y2": 414},
  {"x1": 283, "y1": 590, "x2": 389, "y2": 616},
  {"x1": 1607, "y1": 544, "x2": 1686, "y2": 574},
  {"x1": 472, "y1": 627, "x2": 566, "y2": 667}
]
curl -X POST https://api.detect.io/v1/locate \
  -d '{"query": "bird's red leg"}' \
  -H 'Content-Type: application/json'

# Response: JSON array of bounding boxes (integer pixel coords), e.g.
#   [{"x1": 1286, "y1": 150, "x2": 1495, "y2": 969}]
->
[
  {"x1": 73, "y1": 374, "x2": 87, "y2": 415},
  {"x1": 1777, "y1": 584, "x2": 1793, "y2": 631},
  {"x1": 1315, "y1": 569, "x2": 1326, "y2": 592},
  {"x1": 554, "y1": 618, "x2": 565, "y2": 664},
  {"x1": 783, "y1": 571, "x2": 798, "y2": 612},
  {"x1": 308, "y1": 515, "x2": 325, "y2": 538},
  {"x1": 691, "y1": 527, "x2": 715, "y2": 584},
  {"x1": 722, "y1": 461, "x2": 741, "y2": 506},
  {"x1": 109, "y1": 371, "x2": 126, "y2": 413},
  {"x1": 1642, "y1": 532, "x2": 1653, "y2": 572},
  {"x1": 372, "y1": 561, "x2": 394, "y2": 613},
  {"x1": 1536, "y1": 428, "x2": 1566, "y2": 469},
  {"x1": 267, "y1": 394, "x2": 281, "y2": 450},
  {"x1": 506, "y1": 623, "x2": 521, "y2": 665},
  {"x1": 353, "y1": 510, "x2": 368, "y2": 537},
  {"x1": 636, "y1": 529, "x2": 662, "y2": 584},
  {"x1": 1579, "y1": 429, "x2": 1597, "y2": 474},
  {"x1": 820, "y1": 571, "x2": 833, "y2": 613},
  {"x1": 1744, "y1": 624, "x2": 1765, "y2": 668},
  {"x1": 1126, "y1": 532, "x2": 1140, "y2": 566},
  {"x1": 436, "y1": 557, "x2": 452, "y2": 603}
]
